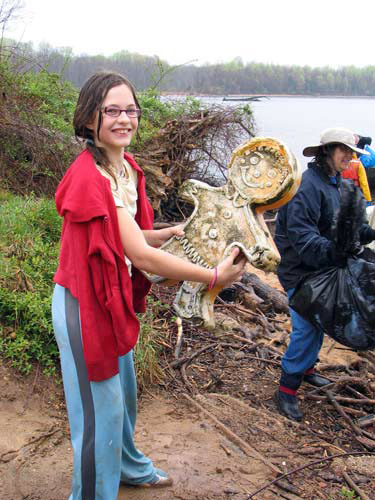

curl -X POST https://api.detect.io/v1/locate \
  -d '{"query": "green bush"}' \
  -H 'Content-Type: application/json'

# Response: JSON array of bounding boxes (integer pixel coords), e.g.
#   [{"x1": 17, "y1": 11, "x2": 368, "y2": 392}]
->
[
  {"x1": 0, "y1": 194, "x2": 61, "y2": 374},
  {"x1": 1, "y1": 61, "x2": 77, "y2": 136},
  {"x1": 0, "y1": 60, "x2": 78, "y2": 197}
]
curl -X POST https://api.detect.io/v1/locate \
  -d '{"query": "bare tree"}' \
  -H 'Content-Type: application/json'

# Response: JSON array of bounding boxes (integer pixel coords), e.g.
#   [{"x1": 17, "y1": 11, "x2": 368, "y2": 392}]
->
[{"x1": 0, "y1": 0, "x2": 24, "y2": 56}]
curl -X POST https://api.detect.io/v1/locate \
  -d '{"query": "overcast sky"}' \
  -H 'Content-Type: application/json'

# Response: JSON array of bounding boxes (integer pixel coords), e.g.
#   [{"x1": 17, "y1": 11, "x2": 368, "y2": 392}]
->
[{"x1": 5, "y1": 0, "x2": 375, "y2": 68}]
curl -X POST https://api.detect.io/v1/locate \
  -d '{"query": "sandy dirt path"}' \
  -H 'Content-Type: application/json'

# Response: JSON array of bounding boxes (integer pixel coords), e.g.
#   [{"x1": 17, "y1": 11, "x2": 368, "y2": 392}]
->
[{"x1": 0, "y1": 363, "x2": 276, "y2": 500}]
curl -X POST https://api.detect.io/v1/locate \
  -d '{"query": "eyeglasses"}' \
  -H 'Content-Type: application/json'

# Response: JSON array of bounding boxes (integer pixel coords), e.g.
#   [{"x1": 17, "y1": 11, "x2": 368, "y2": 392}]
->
[{"x1": 101, "y1": 107, "x2": 141, "y2": 118}]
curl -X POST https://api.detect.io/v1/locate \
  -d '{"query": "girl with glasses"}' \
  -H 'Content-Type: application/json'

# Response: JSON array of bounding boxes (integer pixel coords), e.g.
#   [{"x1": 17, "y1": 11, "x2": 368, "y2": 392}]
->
[{"x1": 52, "y1": 71, "x2": 245, "y2": 499}]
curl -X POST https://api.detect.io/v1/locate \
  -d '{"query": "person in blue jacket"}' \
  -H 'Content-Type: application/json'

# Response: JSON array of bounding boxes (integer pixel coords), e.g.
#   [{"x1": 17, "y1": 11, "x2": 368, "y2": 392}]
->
[
  {"x1": 356, "y1": 135, "x2": 375, "y2": 168},
  {"x1": 273, "y1": 127, "x2": 375, "y2": 422}
]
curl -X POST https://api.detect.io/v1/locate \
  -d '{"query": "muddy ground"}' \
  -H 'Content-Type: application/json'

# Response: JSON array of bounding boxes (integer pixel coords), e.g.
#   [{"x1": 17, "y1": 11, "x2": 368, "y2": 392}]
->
[{"x1": 1, "y1": 268, "x2": 375, "y2": 500}]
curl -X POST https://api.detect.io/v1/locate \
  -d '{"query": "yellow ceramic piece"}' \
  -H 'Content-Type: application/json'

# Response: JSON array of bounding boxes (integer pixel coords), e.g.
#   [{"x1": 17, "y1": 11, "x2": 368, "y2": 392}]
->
[{"x1": 147, "y1": 137, "x2": 301, "y2": 329}]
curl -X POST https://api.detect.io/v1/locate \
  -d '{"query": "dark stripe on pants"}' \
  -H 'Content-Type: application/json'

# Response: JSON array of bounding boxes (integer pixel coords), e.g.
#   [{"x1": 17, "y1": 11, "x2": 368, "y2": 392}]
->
[{"x1": 65, "y1": 288, "x2": 96, "y2": 499}]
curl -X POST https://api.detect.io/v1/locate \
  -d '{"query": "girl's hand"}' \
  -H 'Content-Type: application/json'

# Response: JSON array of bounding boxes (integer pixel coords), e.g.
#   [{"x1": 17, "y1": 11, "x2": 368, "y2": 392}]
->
[
  {"x1": 149, "y1": 225, "x2": 185, "y2": 248},
  {"x1": 216, "y1": 248, "x2": 247, "y2": 288}
]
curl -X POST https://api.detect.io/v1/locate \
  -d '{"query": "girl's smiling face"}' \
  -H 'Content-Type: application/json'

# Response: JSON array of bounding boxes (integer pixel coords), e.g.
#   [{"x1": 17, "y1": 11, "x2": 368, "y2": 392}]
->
[{"x1": 89, "y1": 83, "x2": 139, "y2": 153}]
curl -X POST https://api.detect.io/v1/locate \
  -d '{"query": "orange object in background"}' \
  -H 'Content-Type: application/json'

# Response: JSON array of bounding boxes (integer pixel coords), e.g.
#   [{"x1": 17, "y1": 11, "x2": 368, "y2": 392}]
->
[
  {"x1": 342, "y1": 156, "x2": 372, "y2": 201},
  {"x1": 342, "y1": 159, "x2": 360, "y2": 185}
]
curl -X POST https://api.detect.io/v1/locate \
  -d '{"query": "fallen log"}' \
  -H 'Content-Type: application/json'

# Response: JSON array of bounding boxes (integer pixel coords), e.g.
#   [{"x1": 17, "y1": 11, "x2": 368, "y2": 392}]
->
[{"x1": 241, "y1": 271, "x2": 289, "y2": 314}]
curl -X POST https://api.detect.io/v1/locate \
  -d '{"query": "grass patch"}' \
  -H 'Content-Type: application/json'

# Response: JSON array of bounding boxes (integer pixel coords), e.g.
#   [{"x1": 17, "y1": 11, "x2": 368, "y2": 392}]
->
[
  {"x1": 0, "y1": 194, "x2": 61, "y2": 375},
  {"x1": 135, "y1": 295, "x2": 171, "y2": 391}
]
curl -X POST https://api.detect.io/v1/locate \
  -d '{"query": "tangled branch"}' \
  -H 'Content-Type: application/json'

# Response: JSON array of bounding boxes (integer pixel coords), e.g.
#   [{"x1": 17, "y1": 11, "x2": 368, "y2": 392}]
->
[{"x1": 133, "y1": 103, "x2": 254, "y2": 217}]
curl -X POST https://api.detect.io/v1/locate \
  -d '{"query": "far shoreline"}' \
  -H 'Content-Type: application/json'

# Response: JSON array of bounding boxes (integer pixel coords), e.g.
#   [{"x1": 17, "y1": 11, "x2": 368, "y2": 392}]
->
[{"x1": 161, "y1": 93, "x2": 375, "y2": 99}]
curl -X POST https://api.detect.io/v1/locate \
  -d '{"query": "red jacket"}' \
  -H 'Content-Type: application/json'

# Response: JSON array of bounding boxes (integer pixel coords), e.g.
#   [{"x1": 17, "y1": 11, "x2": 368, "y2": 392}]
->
[
  {"x1": 341, "y1": 161, "x2": 360, "y2": 186},
  {"x1": 54, "y1": 149, "x2": 154, "y2": 381}
]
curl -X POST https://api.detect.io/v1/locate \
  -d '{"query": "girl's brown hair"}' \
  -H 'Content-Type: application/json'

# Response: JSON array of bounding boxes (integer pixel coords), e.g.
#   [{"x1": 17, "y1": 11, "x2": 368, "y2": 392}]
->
[{"x1": 73, "y1": 71, "x2": 141, "y2": 179}]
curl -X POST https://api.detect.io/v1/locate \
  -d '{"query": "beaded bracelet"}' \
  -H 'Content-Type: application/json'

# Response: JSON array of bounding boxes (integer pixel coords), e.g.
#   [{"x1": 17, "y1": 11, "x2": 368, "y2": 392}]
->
[{"x1": 208, "y1": 267, "x2": 218, "y2": 290}]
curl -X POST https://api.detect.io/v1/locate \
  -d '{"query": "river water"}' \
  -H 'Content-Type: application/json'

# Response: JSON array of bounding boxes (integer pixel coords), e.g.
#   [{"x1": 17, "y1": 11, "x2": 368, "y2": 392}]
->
[{"x1": 199, "y1": 96, "x2": 375, "y2": 171}]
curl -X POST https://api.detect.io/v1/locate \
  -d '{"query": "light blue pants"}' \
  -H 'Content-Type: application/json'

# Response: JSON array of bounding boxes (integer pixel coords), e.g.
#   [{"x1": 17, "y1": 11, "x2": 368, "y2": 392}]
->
[
  {"x1": 281, "y1": 289, "x2": 324, "y2": 380},
  {"x1": 52, "y1": 285, "x2": 158, "y2": 500}
]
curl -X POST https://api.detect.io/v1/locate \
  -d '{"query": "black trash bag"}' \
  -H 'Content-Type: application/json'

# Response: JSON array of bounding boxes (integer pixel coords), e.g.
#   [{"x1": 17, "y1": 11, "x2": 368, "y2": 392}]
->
[
  {"x1": 332, "y1": 179, "x2": 366, "y2": 257},
  {"x1": 289, "y1": 253, "x2": 375, "y2": 350},
  {"x1": 289, "y1": 181, "x2": 375, "y2": 350}
]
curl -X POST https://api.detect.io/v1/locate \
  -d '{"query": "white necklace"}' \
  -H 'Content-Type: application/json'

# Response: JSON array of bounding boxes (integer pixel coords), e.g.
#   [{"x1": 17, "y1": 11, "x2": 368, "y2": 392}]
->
[{"x1": 116, "y1": 162, "x2": 129, "y2": 180}]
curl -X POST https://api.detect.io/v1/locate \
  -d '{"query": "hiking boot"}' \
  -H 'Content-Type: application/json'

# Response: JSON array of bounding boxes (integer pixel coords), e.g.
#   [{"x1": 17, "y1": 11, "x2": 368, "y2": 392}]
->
[
  {"x1": 274, "y1": 390, "x2": 303, "y2": 422},
  {"x1": 303, "y1": 373, "x2": 331, "y2": 388}
]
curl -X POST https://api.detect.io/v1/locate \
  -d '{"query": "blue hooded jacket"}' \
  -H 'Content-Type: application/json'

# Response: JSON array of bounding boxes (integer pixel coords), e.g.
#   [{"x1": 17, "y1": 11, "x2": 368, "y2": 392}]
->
[{"x1": 359, "y1": 144, "x2": 375, "y2": 168}]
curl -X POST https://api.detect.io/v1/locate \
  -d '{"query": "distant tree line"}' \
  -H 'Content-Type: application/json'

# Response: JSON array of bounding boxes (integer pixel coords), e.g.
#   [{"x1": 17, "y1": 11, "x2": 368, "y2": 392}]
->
[{"x1": 8, "y1": 42, "x2": 375, "y2": 96}]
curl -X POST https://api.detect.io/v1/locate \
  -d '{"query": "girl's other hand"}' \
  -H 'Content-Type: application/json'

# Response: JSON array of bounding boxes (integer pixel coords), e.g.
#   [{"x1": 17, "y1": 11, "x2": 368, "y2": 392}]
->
[
  {"x1": 216, "y1": 248, "x2": 247, "y2": 288},
  {"x1": 153, "y1": 225, "x2": 185, "y2": 247},
  {"x1": 143, "y1": 225, "x2": 185, "y2": 248},
  {"x1": 167, "y1": 224, "x2": 185, "y2": 239}
]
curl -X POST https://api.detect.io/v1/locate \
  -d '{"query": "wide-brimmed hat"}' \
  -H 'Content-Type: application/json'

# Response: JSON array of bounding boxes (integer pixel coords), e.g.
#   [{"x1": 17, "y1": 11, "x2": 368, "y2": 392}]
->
[{"x1": 303, "y1": 128, "x2": 369, "y2": 157}]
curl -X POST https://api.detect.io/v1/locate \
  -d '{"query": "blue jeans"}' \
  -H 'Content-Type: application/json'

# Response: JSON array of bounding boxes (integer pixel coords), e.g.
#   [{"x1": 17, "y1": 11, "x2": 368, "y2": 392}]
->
[{"x1": 281, "y1": 289, "x2": 324, "y2": 388}]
